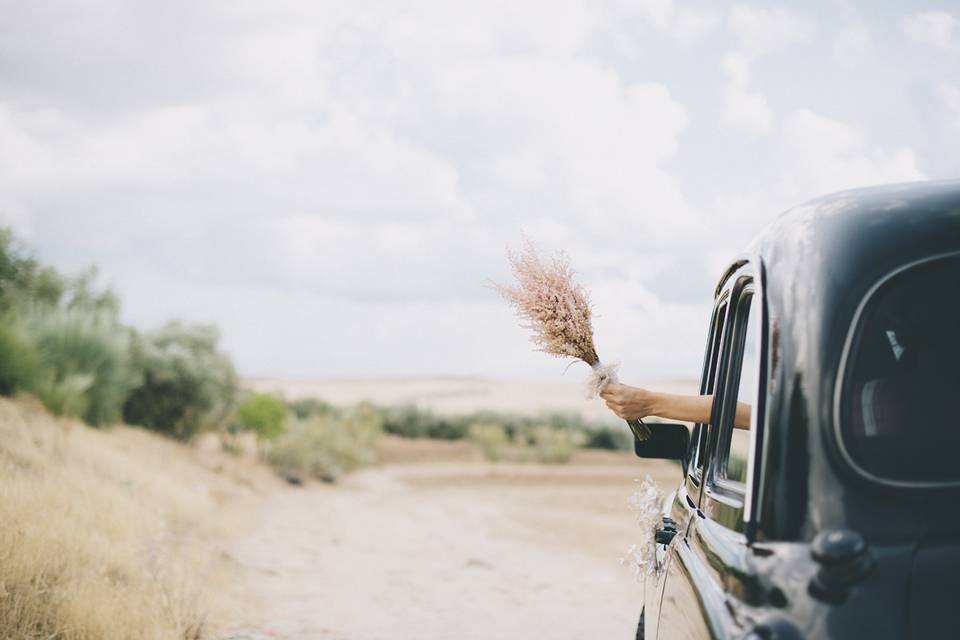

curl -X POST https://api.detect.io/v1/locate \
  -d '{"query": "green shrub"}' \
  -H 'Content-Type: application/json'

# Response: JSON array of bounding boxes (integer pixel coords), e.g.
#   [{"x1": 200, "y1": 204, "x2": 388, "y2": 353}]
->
[
  {"x1": 380, "y1": 403, "x2": 432, "y2": 438},
  {"x1": 234, "y1": 392, "x2": 287, "y2": 440},
  {"x1": 460, "y1": 410, "x2": 526, "y2": 440},
  {"x1": 425, "y1": 415, "x2": 469, "y2": 440},
  {"x1": 539, "y1": 412, "x2": 588, "y2": 432},
  {"x1": 22, "y1": 308, "x2": 133, "y2": 426},
  {"x1": 123, "y1": 322, "x2": 237, "y2": 440},
  {"x1": 0, "y1": 320, "x2": 43, "y2": 396},
  {"x1": 584, "y1": 426, "x2": 633, "y2": 451},
  {"x1": 0, "y1": 228, "x2": 65, "y2": 315},
  {"x1": 267, "y1": 406, "x2": 383, "y2": 483},
  {"x1": 469, "y1": 422, "x2": 509, "y2": 462},
  {"x1": 530, "y1": 425, "x2": 584, "y2": 464},
  {"x1": 287, "y1": 397, "x2": 338, "y2": 420},
  {"x1": 380, "y1": 405, "x2": 504, "y2": 441}
]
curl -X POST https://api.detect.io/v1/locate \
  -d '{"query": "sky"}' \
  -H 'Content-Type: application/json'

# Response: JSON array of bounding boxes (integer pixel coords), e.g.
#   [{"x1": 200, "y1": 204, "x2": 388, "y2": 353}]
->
[{"x1": 0, "y1": 1, "x2": 957, "y2": 382}]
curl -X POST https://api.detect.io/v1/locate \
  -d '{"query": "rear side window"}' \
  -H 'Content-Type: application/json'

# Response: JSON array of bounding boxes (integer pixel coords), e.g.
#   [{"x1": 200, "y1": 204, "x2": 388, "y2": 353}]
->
[{"x1": 839, "y1": 254, "x2": 960, "y2": 484}]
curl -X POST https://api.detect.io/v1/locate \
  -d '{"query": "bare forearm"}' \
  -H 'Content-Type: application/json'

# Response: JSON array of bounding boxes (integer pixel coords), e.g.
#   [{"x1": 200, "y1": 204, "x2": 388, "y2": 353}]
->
[
  {"x1": 649, "y1": 392, "x2": 713, "y2": 424},
  {"x1": 651, "y1": 392, "x2": 752, "y2": 430},
  {"x1": 601, "y1": 384, "x2": 752, "y2": 430},
  {"x1": 733, "y1": 401, "x2": 752, "y2": 430}
]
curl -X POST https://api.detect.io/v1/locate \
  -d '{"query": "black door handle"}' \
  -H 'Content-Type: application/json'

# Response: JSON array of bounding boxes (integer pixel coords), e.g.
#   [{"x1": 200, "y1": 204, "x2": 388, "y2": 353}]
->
[{"x1": 655, "y1": 517, "x2": 678, "y2": 545}]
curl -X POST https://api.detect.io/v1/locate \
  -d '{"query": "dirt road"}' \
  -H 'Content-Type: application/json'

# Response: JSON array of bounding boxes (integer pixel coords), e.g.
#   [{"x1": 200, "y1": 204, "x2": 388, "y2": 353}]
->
[{"x1": 230, "y1": 446, "x2": 678, "y2": 639}]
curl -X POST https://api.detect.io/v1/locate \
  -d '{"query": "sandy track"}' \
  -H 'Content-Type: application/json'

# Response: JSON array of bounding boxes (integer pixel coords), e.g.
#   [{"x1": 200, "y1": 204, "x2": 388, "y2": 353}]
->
[{"x1": 231, "y1": 451, "x2": 679, "y2": 640}]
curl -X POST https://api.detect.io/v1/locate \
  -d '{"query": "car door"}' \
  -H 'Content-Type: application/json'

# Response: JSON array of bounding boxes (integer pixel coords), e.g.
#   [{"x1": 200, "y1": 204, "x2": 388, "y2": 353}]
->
[{"x1": 655, "y1": 265, "x2": 765, "y2": 640}]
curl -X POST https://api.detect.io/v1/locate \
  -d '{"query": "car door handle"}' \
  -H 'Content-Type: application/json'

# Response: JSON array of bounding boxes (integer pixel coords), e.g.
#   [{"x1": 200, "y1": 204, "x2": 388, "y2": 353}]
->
[{"x1": 655, "y1": 517, "x2": 678, "y2": 545}]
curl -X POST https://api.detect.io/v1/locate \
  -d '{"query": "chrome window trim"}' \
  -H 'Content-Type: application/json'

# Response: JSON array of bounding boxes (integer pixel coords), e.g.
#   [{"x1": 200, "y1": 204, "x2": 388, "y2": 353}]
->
[
  {"x1": 703, "y1": 261, "x2": 766, "y2": 532},
  {"x1": 689, "y1": 293, "x2": 729, "y2": 483},
  {"x1": 832, "y1": 249, "x2": 960, "y2": 489}
]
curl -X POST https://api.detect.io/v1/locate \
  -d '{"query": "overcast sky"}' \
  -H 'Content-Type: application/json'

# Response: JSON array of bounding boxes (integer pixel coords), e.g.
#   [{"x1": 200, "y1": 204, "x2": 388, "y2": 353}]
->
[{"x1": 1, "y1": 1, "x2": 957, "y2": 382}]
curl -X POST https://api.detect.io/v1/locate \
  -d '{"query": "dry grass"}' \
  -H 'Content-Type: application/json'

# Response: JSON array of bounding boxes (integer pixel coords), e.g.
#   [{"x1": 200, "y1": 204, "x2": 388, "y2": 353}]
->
[{"x1": 0, "y1": 396, "x2": 276, "y2": 640}]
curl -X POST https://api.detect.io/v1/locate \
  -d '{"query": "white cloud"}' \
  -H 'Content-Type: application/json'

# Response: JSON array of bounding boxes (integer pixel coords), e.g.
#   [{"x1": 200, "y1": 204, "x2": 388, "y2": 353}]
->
[
  {"x1": 721, "y1": 52, "x2": 752, "y2": 86},
  {"x1": 722, "y1": 86, "x2": 774, "y2": 136},
  {"x1": 901, "y1": 11, "x2": 959, "y2": 51},
  {"x1": 729, "y1": 5, "x2": 816, "y2": 57},
  {"x1": 941, "y1": 83, "x2": 960, "y2": 127},
  {"x1": 625, "y1": 0, "x2": 719, "y2": 45},
  {"x1": 706, "y1": 108, "x2": 928, "y2": 261},
  {"x1": 833, "y1": 25, "x2": 870, "y2": 66},
  {"x1": 778, "y1": 109, "x2": 925, "y2": 200},
  {"x1": 720, "y1": 52, "x2": 773, "y2": 135}
]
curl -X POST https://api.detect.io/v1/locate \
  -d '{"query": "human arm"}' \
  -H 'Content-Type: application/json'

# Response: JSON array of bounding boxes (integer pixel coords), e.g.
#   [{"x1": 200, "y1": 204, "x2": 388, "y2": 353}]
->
[{"x1": 599, "y1": 383, "x2": 752, "y2": 429}]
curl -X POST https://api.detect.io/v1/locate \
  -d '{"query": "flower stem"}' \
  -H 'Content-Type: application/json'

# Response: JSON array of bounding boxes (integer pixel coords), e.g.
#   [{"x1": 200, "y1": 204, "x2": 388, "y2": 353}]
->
[{"x1": 626, "y1": 417, "x2": 651, "y2": 442}]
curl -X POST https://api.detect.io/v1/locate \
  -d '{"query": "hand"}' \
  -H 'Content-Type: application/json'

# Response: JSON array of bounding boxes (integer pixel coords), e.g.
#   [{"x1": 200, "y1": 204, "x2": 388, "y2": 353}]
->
[{"x1": 599, "y1": 383, "x2": 655, "y2": 421}]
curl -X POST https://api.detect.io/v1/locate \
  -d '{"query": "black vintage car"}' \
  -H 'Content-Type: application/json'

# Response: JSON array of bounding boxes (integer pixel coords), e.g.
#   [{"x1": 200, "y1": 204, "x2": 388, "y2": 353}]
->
[{"x1": 634, "y1": 181, "x2": 960, "y2": 639}]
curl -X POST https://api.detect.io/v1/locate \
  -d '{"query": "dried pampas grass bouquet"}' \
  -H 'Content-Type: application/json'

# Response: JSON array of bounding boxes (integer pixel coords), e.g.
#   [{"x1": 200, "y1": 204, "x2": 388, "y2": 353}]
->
[{"x1": 495, "y1": 239, "x2": 651, "y2": 441}]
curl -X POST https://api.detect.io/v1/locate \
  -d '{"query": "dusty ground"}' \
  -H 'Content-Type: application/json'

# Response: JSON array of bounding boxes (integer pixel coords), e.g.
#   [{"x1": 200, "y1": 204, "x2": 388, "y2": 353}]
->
[{"x1": 228, "y1": 439, "x2": 680, "y2": 640}]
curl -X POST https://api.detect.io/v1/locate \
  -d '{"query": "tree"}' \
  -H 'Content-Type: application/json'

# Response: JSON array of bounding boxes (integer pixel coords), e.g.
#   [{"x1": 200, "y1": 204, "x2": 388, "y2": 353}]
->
[{"x1": 123, "y1": 322, "x2": 237, "y2": 439}]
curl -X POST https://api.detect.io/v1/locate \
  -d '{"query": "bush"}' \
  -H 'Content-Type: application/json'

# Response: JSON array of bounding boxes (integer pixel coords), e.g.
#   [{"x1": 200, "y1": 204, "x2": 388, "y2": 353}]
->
[
  {"x1": 584, "y1": 426, "x2": 633, "y2": 451},
  {"x1": 530, "y1": 425, "x2": 584, "y2": 464},
  {"x1": 379, "y1": 404, "x2": 466, "y2": 439},
  {"x1": 425, "y1": 415, "x2": 469, "y2": 440},
  {"x1": 469, "y1": 423, "x2": 509, "y2": 462},
  {"x1": 0, "y1": 228, "x2": 64, "y2": 315},
  {"x1": 267, "y1": 405, "x2": 383, "y2": 483},
  {"x1": 0, "y1": 320, "x2": 42, "y2": 396},
  {"x1": 23, "y1": 308, "x2": 134, "y2": 426},
  {"x1": 380, "y1": 404, "x2": 432, "y2": 438},
  {"x1": 234, "y1": 392, "x2": 287, "y2": 440},
  {"x1": 123, "y1": 322, "x2": 237, "y2": 440},
  {"x1": 287, "y1": 397, "x2": 338, "y2": 420}
]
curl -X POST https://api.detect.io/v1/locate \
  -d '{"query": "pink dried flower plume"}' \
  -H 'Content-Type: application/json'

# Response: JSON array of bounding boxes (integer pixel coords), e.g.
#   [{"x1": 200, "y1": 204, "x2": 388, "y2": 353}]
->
[
  {"x1": 495, "y1": 239, "x2": 599, "y2": 366},
  {"x1": 495, "y1": 238, "x2": 651, "y2": 440}
]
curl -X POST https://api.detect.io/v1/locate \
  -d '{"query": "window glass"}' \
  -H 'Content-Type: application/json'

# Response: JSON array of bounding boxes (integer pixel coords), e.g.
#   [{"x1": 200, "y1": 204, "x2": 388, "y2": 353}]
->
[
  {"x1": 719, "y1": 288, "x2": 759, "y2": 485},
  {"x1": 840, "y1": 255, "x2": 960, "y2": 483},
  {"x1": 692, "y1": 302, "x2": 727, "y2": 475},
  {"x1": 726, "y1": 293, "x2": 760, "y2": 483}
]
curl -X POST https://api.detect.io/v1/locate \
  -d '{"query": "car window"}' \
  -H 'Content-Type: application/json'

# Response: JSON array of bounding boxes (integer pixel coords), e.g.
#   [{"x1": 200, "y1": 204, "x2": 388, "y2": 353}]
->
[
  {"x1": 838, "y1": 254, "x2": 960, "y2": 485},
  {"x1": 722, "y1": 290, "x2": 760, "y2": 485},
  {"x1": 701, "y1": 279, "x2": 762, "y2": 533},
  {"x1": 691, "y1": 301, "x2": 727, "y2": 478}
]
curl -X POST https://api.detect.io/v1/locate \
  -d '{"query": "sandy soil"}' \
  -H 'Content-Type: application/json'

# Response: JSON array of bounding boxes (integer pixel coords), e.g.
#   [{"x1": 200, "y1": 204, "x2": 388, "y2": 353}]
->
[
  {"x1": 245, "y1": 377, "x2": 697, "y2": 423},
  {"x1": 228, "y1": 441, "x2": 680, "y2": 640}
]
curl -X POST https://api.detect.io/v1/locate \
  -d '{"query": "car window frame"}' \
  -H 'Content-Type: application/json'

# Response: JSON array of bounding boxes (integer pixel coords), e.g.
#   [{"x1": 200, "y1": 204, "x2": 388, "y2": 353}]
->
[
  {"x1": 702, "y1": 262, "x2": 767, "y2": 536},
  {"x1": 686, "y1": 293, "x2": 729, "y2": 504},
  {"x1": 712, "y1": 284, "x2": 754, "y2": 494}
]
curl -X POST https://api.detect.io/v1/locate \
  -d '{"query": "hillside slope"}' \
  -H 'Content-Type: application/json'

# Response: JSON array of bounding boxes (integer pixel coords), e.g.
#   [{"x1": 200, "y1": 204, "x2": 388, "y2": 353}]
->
[{"x1": 0, "y1": 397, "x2": 276, "y2": 639}]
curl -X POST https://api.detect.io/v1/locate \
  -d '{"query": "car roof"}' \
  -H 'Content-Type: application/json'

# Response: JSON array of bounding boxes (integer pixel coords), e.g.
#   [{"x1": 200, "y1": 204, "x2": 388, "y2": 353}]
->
[{"x1": 755, "y1": 179, "x2": 960, "y2": 275}]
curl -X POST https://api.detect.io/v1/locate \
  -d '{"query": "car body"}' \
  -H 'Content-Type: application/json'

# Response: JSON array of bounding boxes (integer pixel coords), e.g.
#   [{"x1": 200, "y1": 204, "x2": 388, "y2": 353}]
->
[{"x1": 634, "y1": 181, "x2": 960, "y2": 639}]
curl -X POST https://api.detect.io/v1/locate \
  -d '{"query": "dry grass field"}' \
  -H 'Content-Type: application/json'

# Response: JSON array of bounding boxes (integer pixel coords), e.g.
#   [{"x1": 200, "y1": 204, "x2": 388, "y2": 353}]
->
[{"x1": 0, "y1": 397, "x2": 278, "y2": 640}]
